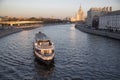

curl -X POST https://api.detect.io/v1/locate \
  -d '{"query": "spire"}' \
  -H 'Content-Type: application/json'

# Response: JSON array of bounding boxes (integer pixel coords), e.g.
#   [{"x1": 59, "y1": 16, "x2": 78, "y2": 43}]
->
[
  {"x1": 79, "y1": 4, "x2": 82, "y2": 12},
  {"x1": 80, "y1": 3, "x2": 82, "y2": 10}
]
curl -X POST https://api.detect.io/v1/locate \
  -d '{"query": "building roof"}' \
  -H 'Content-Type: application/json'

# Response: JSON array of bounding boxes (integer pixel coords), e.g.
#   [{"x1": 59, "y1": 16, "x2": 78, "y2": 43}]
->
[
  {"x1": 35, "y1": 32, "x2": 50, "y2": 41},
  {"x1": 105, "y1": 10, "x2": 120, "y2": 16}
]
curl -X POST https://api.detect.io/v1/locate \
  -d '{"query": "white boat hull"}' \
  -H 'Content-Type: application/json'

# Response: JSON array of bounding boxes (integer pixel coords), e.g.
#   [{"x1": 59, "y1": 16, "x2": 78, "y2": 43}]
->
[
  {"x1": 33, "y1": 46, "x2": 55, "y2": 65},
  {"x1": 33, "y1": 32, "x2": 55, "y2": 65}
]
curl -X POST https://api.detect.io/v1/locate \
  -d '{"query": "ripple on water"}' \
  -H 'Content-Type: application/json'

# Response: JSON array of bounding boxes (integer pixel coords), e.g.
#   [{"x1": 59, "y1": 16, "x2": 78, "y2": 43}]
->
[{"x1": 0, "y1": 24, "x2": 120, "y2": 80}]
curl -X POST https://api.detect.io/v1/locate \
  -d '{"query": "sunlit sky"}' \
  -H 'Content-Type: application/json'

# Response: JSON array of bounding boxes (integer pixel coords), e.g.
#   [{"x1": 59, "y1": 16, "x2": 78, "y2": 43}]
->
[{"x1": 0, "y1": 0, "x2": 120, "y2": 18}]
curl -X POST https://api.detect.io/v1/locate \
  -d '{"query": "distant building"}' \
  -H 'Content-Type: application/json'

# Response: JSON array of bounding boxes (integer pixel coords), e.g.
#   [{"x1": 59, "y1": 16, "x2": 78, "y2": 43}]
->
[
  {"x1": 86, "y1": 7, "x2": 112, "y2": 28},
  {"x1": 0, "y1": 16, "x2": 4, "y2": 21},
  {"x1": 71, "y1": 6, "x2": 85, "y2": 22},
  {"x1": 99, "y1": 10, "x2": 120, "y2": 30}
]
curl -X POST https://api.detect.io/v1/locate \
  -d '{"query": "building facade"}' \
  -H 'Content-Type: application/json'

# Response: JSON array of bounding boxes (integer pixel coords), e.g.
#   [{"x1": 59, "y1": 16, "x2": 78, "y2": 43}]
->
[
  {"x1": 99, "y1": 10, "x2": 120, "y2": 30},
  {"x1": 86, "y1": 7, "x2": 112, "y2": 27},
  {"x1": 71, "y1": 6, "x2": 85, "y2": 22}
]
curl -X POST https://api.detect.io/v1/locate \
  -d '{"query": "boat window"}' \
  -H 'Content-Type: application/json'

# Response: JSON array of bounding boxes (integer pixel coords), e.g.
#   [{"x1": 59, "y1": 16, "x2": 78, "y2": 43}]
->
[
  {"x1": 42, "y1": 50, "x2": 52, "y2": 54},
  {"x1": 41, "y1": 50, "x2": 44, "y2": 54}
]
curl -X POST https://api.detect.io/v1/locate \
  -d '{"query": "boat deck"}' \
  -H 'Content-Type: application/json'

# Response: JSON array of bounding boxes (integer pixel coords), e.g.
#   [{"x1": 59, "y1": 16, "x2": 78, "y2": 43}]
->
[{"x1": 36, "y1": 44, "x2": 53, "y2": 49}]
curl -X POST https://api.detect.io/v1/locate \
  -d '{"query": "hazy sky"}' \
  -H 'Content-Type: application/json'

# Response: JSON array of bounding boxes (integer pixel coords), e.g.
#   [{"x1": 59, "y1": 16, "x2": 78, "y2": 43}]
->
[{"x1": 0, "y1": 0, "x2": 120, "y2": 18}]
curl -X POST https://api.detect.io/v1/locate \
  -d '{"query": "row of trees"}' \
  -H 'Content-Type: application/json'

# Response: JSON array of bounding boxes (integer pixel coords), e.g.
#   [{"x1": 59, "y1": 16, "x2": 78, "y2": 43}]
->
[{"x1": 1, "y1": 17, "x2": 70, "y2": 23}]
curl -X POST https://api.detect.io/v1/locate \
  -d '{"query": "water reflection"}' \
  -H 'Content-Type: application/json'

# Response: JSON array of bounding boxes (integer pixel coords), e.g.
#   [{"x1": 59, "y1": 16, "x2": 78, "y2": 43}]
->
[
  {"x1": 70, "y1": 25, "x2": 76, "y2": 45},
  {"x1": 34, "y1": 58, "x2": 55, "y2": 78},
  {"x1": 70, "y1": 24, "x2": 75, "y2": 30},
  {"x1": 0, "y1": 24, "x2": 120, "y2": 80}
]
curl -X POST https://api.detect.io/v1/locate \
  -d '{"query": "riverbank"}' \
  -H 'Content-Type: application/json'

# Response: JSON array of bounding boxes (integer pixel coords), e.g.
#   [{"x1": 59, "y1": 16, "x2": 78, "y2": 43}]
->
[
  {"x1": 0, "y1": 28, "x2": 22, "y2": 38},
  {"x1": 75, "y1": 24, "x2": 120, "y2": 40},
  {"x1": 0, "y1": 25, "x2": 42, "y2": 38}
]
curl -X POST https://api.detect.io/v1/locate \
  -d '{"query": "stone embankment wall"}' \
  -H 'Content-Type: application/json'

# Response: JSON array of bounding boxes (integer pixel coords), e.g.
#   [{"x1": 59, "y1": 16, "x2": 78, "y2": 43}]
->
[{"x1": 75, "y1": 25, "x2": 120, "y2": 40}]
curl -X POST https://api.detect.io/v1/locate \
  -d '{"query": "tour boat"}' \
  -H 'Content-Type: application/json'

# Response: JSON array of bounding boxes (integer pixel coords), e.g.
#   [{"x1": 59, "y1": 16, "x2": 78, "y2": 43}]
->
[{"x1": 33, "y1": 32, "x2": 55, "y2": 65}]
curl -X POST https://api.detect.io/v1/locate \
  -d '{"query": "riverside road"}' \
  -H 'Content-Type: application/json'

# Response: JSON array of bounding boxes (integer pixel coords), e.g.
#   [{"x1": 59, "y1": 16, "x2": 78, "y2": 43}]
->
[{"x1": 0, "y1": 24, "x2": 120, "y2": 80}]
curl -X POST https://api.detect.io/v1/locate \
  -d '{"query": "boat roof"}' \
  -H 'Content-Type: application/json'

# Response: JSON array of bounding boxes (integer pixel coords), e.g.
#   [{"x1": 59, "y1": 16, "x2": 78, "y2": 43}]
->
[{"x1": 35, "y1": 32, "x2": 50, "y2": 41}]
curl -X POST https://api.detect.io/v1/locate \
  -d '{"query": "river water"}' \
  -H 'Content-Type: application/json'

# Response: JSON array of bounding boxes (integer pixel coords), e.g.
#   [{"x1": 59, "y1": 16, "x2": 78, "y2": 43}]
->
[{"x1": 0, "y1": 24, "x2": 120, "y2": 80}]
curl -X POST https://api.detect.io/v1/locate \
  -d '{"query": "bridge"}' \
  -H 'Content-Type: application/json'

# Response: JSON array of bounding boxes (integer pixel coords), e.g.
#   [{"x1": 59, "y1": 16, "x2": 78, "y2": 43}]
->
[{"x1": 0, "y1": 21, "x2": 43, "y2": 26}]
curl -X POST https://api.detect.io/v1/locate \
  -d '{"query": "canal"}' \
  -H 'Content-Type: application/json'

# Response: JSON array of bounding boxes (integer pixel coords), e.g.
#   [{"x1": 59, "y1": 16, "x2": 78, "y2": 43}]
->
[{"x1": 0, "y1": 24, "x2": 120, "y2": 80}]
